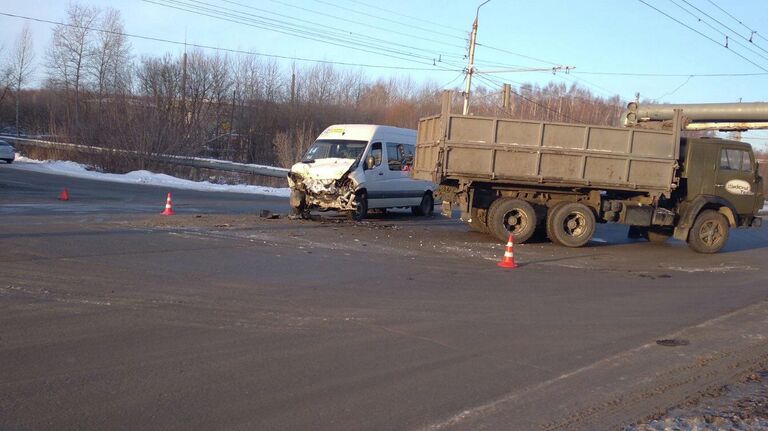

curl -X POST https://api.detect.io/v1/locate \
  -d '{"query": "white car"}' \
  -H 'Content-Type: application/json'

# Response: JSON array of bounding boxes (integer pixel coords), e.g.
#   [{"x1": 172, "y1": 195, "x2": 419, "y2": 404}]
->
[
  {"x1": 0, "y1": 140, "x2": 15, "y2": 164},
  {"x1": 288, "y1": 124, "x2": 436, "y2": 220}
]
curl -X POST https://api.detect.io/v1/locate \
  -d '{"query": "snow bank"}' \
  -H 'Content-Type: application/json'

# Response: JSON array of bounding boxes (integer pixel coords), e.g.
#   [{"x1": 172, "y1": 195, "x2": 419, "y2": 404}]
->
[{"x1": 8, "y1": 154, "x2": 290, "y2": 197}]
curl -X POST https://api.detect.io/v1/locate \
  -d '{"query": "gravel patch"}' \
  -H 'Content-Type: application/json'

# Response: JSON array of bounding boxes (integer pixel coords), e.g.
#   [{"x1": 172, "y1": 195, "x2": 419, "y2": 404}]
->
[{"x1": 624, "y1": 371, "x2": 768, "y2": 431}]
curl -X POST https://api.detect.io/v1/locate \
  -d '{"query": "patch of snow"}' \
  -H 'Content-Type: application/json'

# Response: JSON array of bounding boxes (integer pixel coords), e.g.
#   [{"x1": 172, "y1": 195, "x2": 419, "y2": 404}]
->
[{"x1": 9, "y1": 154, "x2": 290, "y2": 197}]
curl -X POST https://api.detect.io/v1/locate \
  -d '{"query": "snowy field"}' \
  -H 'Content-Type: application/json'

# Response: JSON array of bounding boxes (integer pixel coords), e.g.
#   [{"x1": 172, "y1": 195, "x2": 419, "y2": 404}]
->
[{"x1": 6, "y1": 154, "x2": 290, "y2": 197}]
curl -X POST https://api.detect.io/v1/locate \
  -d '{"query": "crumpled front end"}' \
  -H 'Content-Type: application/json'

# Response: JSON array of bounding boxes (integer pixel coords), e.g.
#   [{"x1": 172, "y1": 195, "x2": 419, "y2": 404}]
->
[{"x1": 288, "y1": 158, "x2": 360, "y2": 212}]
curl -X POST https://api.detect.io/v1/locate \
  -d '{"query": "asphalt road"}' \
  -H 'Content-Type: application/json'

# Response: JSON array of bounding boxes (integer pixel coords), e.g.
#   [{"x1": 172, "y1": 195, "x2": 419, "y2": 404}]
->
[{"x1": 2, "y1": 165, "x2": 768, "y2": 430}]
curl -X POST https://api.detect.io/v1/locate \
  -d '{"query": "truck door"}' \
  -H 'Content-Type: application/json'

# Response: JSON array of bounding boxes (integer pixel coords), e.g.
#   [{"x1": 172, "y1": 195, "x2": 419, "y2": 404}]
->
[{"x1": 715, "y1": 147, "x2": 758, "y2": 216}]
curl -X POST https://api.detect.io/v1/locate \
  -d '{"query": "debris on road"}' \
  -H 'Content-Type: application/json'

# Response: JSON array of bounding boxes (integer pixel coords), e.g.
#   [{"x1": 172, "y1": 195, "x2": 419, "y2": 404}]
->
[{"x1": 259, "y1": 209, "x2": 280, "y2": 219}]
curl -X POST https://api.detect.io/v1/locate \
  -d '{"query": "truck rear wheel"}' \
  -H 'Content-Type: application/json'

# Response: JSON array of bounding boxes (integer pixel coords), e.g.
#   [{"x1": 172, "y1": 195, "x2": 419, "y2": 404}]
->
[
  {"x1": 547, "y1": 202, "x2": 596, "y2": 247},
  {"x1": 488, "y1": 198, "x2": 537, "y2": 243},
  {"x1": 687, "y1": 210, "x2": 729, "y2": 253}
]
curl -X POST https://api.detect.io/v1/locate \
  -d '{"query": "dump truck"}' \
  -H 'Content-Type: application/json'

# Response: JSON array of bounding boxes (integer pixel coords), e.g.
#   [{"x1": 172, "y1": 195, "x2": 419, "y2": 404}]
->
[{"x1": 412, "y1": 95, "x2": 765, "y2": 253}]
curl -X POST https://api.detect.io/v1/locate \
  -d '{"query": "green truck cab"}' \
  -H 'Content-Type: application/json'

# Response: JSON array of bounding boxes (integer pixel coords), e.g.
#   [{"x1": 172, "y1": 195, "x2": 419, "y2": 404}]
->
[{"x1": 674, "y1": 138, "x2": 764, "y2": 252}]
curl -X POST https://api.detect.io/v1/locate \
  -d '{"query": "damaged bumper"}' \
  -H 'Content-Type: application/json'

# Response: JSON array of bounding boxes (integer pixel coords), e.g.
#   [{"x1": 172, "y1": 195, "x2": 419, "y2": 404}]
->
[{"x1": 288, "y1": 172, "x2": 358, "y2": 212}]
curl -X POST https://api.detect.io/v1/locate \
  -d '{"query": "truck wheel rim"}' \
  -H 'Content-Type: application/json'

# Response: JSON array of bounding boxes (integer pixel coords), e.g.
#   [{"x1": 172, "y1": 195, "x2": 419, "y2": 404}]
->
[
  {"x1": 563, "y1": 212, "x2": 587, "y2": 237},
  {"x1": 503, "y1": 209, "x2": 528, "y2": 234},
  {"x1": 699, "y1": 220, "x2": 724, "y2": 246}
]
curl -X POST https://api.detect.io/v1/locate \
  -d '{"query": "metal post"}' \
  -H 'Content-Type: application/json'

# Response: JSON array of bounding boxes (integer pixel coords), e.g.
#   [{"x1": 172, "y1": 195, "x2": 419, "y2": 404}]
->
[
  {"x1": 462, "y1": 0, "x2": 491, "y2": 115},
  {"x1": 502, "y1": 83, "x2": 511, "y2": 109}
]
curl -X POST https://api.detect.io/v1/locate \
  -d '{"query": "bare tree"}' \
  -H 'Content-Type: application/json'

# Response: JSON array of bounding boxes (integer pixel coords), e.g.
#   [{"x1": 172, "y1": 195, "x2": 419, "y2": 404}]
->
[
  {"x1": 47, "y1": 3, "x2": 99, "y2": 133},
  {"x1": 10, "y1": 23, "x2": 35, "y2": 136},
  {"x1": 0, "y1": 44, "x2": 13, "y2": 108},
  {"x1": 89, "y1": 8, "x2": 130, "y2": 128},
  {"x1": 272, "y1": 122, "x2": 315, "y2": 168}
]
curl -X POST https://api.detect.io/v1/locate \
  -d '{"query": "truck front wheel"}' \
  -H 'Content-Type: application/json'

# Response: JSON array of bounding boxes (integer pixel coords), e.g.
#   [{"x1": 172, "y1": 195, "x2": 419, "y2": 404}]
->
[
  {"x1": 547, "y1": 202, "x2": 596, "y2": 247},
  {"x1": 488, "y1": 198, "x2": 537, "y2": 243},
  {"x1": 687, "y1": 210, "x2": 729, "y2": 253}
]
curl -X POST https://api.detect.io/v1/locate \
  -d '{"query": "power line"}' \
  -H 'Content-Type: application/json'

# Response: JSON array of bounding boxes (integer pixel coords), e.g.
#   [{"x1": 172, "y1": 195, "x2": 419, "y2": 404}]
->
[
  {"x1": 313, "y1": 0, "x2": 571, "y2": 71},
  {"x1": 0, "y1": 12, "x2": 462, "y2": 72},
  {"x1": 216, "y1": 0, "x2": 468, "y2": 61},
  {"x1": 144, "y1": 0, "x2": 447, "y2": 66},
  {"x1": 654, "y1": 74, "x2": 694, "y2": 99},
  {"x1": 270, "y1": 0, "x2": 540, "y2": 71},
  {"x1": 636, "y1": 0, "x2": 768, "y2": 73},
  {"x1": 572, "y1": 70, "x2": 768, "y2": 77},
  {"x1": 475, "y1": 43, "x2": 562, "y2": 67},
  {"x1": 347, "y1": 0, "x2": 468, "y2": 34},
  {"x1": 665, "y1": 0, "x2": 768, "y2": 62},
  {"x1": 441, "y1": 72, "x2": 466, "y2": 89},
  {"x1": 307, "y1": 0, "x2": 468, "y2": 43},
  {"x1": 154, "y1": 0, "x2": 532, "y2": 72},
  {"x1": 676, "y1": 0, "x2": 768, "y2": 55},
  {"x1": 705, "y1": 0, "x2": 768, "y2": 45}
]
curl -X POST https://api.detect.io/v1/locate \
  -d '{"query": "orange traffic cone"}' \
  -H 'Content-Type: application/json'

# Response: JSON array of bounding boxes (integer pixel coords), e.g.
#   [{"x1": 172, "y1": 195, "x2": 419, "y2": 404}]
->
[
  {"x1": 58, "y1": 188, "x2": 69, "y2": 201},
  {"x1": 161, "y1": 192, "x2": 175, "y2": 215},
  {"x1": 497, "y1": 234, "x2": 518, "y2": 269}
]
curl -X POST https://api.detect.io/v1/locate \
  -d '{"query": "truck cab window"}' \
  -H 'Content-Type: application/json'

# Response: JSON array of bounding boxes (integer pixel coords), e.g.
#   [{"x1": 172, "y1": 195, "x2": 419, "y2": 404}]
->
[{"x1": 720, "y1": 148, "x2": 752, "y2": 172}]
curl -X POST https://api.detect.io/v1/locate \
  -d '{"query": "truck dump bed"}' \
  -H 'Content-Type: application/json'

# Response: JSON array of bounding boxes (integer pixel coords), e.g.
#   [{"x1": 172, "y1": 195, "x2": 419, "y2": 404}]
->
[{"x1": 413, "y1": 114, "x2": 679, "y2": 194}]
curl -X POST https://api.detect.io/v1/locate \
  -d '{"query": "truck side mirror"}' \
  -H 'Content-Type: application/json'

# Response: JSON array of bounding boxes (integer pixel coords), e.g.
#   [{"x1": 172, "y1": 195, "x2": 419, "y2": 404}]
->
[{"x1": 365, "y1": 155, "x2": 375, "y2": 170}]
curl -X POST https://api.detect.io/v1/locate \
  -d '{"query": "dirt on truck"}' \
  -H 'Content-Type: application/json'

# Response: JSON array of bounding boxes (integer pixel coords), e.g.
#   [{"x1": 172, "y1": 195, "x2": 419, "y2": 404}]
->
[{"x1": 412, "y1": 94, "x2": 765, "y2": 253}]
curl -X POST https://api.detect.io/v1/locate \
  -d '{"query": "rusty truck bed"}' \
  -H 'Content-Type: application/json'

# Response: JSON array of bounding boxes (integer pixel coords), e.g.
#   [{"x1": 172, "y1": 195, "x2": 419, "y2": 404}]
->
[{"x1": 413, "y1": 114, "x2": 679, "y2": 194}]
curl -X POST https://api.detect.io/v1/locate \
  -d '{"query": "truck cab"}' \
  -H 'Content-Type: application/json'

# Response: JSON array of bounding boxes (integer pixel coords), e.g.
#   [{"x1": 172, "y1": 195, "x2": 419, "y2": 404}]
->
[{"x1": 675, "y1": 138, "x2": 764, "y2": 251}]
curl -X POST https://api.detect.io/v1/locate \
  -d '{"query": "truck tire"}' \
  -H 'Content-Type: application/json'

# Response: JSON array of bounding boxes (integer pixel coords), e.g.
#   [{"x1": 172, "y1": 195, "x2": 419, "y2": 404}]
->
[
  {"x1": 647, "y1": 227, "x2": 673, "y2": 244},
  {"x1": 487, "y1": 198, "x2": 537, "y2": 243},
  {"x1": 687, "y1": 210, "x2": 729, "y2": 253},
  {"x1": 547, "y1": 202, "x2": 596, "y2": 248},
  {"x1": 467, "y1": 207, "x2": 490, "y2": 233},
  {"x1": 350, "y1": 192, "x2": 368, "y2": 221},
  {"x1": 411, "y1": 192, "x2": 434, "y2": 216}
]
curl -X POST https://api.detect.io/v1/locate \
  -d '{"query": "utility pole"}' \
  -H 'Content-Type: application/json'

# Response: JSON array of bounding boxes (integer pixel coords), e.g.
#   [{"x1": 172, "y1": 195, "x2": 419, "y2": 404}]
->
[
  {"x1": 502, "y1": 83, "x2": 511, "y2": 109},
  {"x1": 462, "y1": 0, "x2": 491, "y2": 115}
]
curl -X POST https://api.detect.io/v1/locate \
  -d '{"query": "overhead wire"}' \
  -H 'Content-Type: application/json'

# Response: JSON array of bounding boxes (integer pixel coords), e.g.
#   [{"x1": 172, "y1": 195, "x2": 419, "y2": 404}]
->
[
  {"x1": 653, "y1": 74, "x2": 695, "y2": 100},
  {"x1": 143, "y1": 0, "x2": 450, "y2": 66},
  {"x1": 636, "y1": 0, "x2": 768, "y2": 72},
  {"x1": 266, "y1": 0, "x2": 541, "y2": 71},
  {"x1": 0, "y1": 11, "x2": 463, "y2": 72},
  {"x1": 676, "y1": 0, "x2": 768, "y2": 55},
  {"x1": 705, "y1": 0, "x2": 768, "y2": 45},
  {"x1": 146, "y1": 0, "x2": 546, "y2": 72},
  {"x1": 572, "y1": 70, "x2": 768, "y2": 77},
  {"x1": 665, "y1": 0, "x2": 768, "y2": 62},
  {"x1": 307, "y1": 0, "x2": 468, "y2": 42},
  {"x1": 347, "y1": 0, "x2": 468, "y2": 34},
  {"x1": 312, "y1": 0, "x2": 570, "y2": 69},
  {"x1": 217, "y1": 0, "x2": 469, "y2": 61}
]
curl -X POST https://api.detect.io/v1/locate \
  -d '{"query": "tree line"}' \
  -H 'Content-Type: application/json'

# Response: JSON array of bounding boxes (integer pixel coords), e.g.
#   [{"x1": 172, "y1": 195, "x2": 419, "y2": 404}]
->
[{"x1": 1, "y1": 3, "x2": 629, "y2": 169}]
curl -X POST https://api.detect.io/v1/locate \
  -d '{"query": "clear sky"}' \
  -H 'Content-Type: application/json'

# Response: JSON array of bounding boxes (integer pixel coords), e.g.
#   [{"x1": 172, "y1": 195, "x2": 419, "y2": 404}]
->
[{"x1": 1, "y1": 0, "x2": 767, "y2": 146}]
